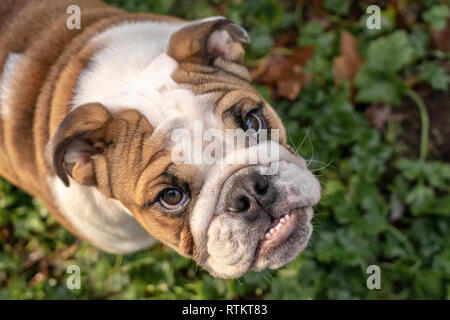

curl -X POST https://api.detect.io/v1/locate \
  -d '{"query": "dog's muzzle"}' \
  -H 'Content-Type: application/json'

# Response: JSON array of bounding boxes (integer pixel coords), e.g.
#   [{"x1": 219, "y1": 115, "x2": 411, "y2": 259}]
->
[{"x1": 202, "y1": 157, "x2": 320, "y2": 278}]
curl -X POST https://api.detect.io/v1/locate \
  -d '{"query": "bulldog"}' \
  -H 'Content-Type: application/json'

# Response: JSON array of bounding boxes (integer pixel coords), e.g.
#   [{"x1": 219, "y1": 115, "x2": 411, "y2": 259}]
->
[{"x1": 0, "y1": 0, "x2": 320, "y2": 279}]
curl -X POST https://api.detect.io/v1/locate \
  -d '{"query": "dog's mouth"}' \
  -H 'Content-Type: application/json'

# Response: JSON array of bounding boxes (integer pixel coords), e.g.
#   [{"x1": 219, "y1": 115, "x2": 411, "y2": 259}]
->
[
  {"x1": 260, "y1": 209, "x2": 299, "y2": 248},
  {"x1": 251, "y1": 207, "x2": 311, "y2": 266}
]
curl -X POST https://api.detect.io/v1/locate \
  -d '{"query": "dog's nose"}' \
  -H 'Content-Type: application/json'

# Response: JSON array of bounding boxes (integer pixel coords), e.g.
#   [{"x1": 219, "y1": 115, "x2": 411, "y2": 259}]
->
[{"x1": 225, "y1": 170, "x2": 276, "y2": 215}]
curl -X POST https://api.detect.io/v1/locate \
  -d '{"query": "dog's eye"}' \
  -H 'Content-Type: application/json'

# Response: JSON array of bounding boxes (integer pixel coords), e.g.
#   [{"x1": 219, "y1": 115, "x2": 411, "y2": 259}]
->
[
  {"x1": 243, "y1": 111, "x2": 263, "y2": 134},
  {"x1": 159, "y1": 188, "x2": 187, "y2": 209}
]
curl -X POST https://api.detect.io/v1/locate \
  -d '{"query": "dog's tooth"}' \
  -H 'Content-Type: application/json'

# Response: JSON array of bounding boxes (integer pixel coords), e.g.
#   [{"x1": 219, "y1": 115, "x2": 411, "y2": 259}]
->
[
  {"x1": 265, "y1": 233, "x2": 271, "y2": 239},
  {"x1": 286, "y1": 213, "x2": 290, "y2": 219},
  {"x1": 280, "y1": 218, "x2": 286, "y2": 223},
  {"x1": 270, "y1": 228, "x2": 275, "y2": 234},
  {"x1": 275, "y1": 224, "x2": 281, "y2": 231}
]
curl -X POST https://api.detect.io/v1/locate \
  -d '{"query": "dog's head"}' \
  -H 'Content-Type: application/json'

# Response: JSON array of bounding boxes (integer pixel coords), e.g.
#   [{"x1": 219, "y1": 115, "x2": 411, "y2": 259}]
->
[{"x1": 46, "y1": 17, "x2": 320, "y2": 279}]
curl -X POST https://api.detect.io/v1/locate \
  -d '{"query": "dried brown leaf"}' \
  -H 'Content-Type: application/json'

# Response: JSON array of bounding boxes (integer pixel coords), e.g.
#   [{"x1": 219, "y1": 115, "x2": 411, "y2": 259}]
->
[
  {"x1": 333, "y1": 30, "x2": 363, "y2": 85},
  {"x1": 255, "y1": 46, "x2": 315, "y2": 100}
]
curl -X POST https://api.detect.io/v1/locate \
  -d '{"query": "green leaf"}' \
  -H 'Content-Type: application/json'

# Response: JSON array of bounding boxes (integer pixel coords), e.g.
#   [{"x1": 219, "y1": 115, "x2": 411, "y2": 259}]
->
[
  {"x1": 365, "y1": 31, "x2": 414, "y2": 73},
  {"x1": 405, "y1": 184, "x2": 435, "y2": 215},
  {"x1": 396, "y1": 159, "x2": 450, "y2": 189},
  {"x1": 197, "y1": 276, "x2": 231, "y2": 299},
  {"x1": 354, "y1": 66, "x2": 406, "y2": 105},
  {"x1": 389, "y1": 176, "x2": 410, "y2": 198},
  {"x1": 248, "y1": 25, "x2": 274, "y2": 57},
  {"x1": 409, "y1": 26, "x2": 429, "y2": 61},
  {"x1": 422, "y1": 4, "x2": 449, "y2": 30},
  {"x1": 353, "y1": 179, "x2": 384, "y2": 213},
  {"x1": 418, "y1": 61, "x2": 450, "y2": 90},
  {"x1": 324, "y1": 179, "x2": 347, "y2": 198},
  {"x1": 414, "y1": 270, "x2": 442, "y2": 299},
  {"x1": 324, "y1": 0, "x2": 352, "y2": 16},
  {"x1": 421, "y1": 161, "x2": 450, "y2": 189},
  {"x1": 298, "y1": 21, "x2": 324, "y2": 47},
  {"x1": 433, "y1": 249, "x2": 450, "y2": 277},
  {"x1": 349, "y1": 130, "x2": 392, "y2": 181},
  {"x1": 433, "y1": 196, "x2": 450, "y2": 216},
  {"x1": 333, "y1": 201, "x2": 358, "y2": 224},
  {"x1": 396, "y1": 158, "x2": 424, "y2": 180},
  {"x1": 383, "y1": 233, "x2": 407, "y2": 259}
]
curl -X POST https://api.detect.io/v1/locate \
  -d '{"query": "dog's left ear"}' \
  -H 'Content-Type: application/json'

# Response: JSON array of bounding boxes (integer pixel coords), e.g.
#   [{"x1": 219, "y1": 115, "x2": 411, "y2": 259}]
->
[
  {"x1": 45, "y1": 103, "x2": 113, "y2": 188},
  {"x1": 167, "y1": 17, "x2": 250, "y2": 64}
]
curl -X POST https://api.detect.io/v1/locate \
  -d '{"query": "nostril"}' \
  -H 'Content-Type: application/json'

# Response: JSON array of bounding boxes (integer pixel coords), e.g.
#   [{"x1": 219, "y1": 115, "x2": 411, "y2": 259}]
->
[
  {"x1": 228, "y1": 196, "x2": 251, "y2": 212},
  {"x1": 236, "y1": 196, "x2": 250, "y2": 212},
  {"x1": 254, "y1": 175, "x2": 269, "y2": 195}
]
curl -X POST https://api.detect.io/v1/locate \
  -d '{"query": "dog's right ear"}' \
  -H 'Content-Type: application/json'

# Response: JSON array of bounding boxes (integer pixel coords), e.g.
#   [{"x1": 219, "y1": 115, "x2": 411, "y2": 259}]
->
[
  {"x1": 45, "y1": 103, "x2": 112, "y2": 187},
  {"x1": 167, "y1": 17, "x2": 250, "y2": 64}
]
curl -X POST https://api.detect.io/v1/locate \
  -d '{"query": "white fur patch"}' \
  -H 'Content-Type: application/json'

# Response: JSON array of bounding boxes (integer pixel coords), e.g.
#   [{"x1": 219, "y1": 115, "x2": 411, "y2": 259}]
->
[
  {"x1": 48, "y1": 176, "x2": 156, "y2": 254},
  {"x1": 0, "y1": 53, "x2": 23, "y2": 117},
  {"x1": 72, "y1": 20, "x2": 190, "y2": 127},
  {"x1": 72, "y1": 20, "x2": 216, "y2": 129}
]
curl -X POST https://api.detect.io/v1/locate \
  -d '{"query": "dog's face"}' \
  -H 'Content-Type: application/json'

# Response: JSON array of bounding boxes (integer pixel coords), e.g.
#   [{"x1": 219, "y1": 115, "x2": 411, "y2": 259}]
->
[{"x1": 46, "y1": 18, "x2": 320, "y2": 279}]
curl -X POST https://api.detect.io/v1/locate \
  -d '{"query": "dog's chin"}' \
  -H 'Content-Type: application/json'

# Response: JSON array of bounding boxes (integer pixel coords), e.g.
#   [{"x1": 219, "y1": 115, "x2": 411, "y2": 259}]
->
[{"x1": 203, "y1": 207, "x2": 314, "y2": 279}]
